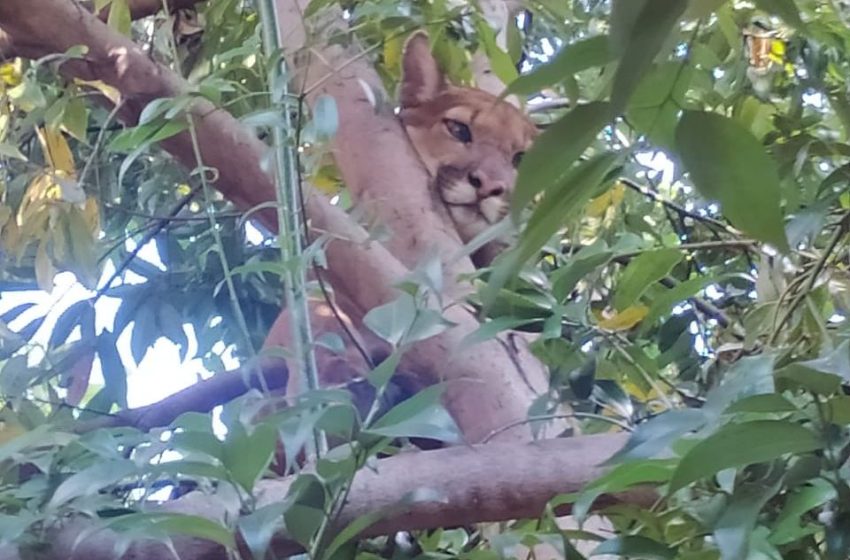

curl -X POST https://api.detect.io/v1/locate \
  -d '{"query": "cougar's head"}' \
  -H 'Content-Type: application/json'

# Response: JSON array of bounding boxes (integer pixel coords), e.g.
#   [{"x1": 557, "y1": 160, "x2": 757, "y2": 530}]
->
[{"x1": 398, "y1": 32, "x2": 537, "y2": 241}]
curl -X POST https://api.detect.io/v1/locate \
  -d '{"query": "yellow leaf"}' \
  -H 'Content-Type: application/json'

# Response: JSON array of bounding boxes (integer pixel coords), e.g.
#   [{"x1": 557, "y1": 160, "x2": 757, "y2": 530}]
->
[
  {"x1": 35, "y1": 241, "x2": 55, "y2": 291},
  {"x1": 74, "y1": 79, "x2": 121, "y2": 105},
  {"x1": 597, "y1": 305, "x2": 649, "y2": 331},
  {"x1": 384, "y1": 35, "x2": 403, "y2": 76},
  {"x1": 83, "y1": 198, "x2": 100, "y2": 235},
  {"x1": 311, "y1": 164, "x2": 342, "y2": 194},
  {"x1": 0, "y1": 59, "x2": 22, "y2": 87},
  {"x1": 0, "y1": 421, "x2": 26, "y2": 445},
  {"x1": 175, "y1": 183, "x2": 192, "y2": 196},
  {"x1": 37, "y1": 127, "x2": 76, "y2": 176},
  {"x1": 586, "y1": 182, "x2": 626, "y2": 218}
]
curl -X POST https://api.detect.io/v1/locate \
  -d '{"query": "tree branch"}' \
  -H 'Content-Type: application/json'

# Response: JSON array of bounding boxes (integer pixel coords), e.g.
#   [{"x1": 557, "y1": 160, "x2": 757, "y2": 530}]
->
[{"x1": 4, "y1": 433, "x2": 642, "y2": 560}]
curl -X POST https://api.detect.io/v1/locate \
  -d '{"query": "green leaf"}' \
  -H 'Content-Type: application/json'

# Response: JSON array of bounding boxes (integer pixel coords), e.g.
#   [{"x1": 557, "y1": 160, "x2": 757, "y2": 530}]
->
[
  {"x1": 313, "y1": 95, "x2": 339, "y2": 140},
  {"x1": 104, "y1": 513, "x2": 235, "y2": 549},
  {"x1": 106, "y1": 0, "x2": 131, "y2": 35},
  {"x1": 724, "y1": 394, "x2": 798, "y2": 415},
  {"x1": 614, "y1": 248, "x2": 683, "y2": 311},
  {"x1": 363, "y1": 294, "x2": 416, "y2": 346},
  {"x1": 676, "y1": 111, "x2": 789, "y2": 251},
  {"x1": 753, "y1": 0, "x2": 806, "y2": 31},
  {"x1": 572, "y1": 460, "x2": 676, "y2": 522},
  {"x1": 48, "y1": 459, "x2": 138, "y2": 508},
  {"x1": 62, "y1": 97, "x2": 89, "y2": 141},
  {"x1": 48, "y1": 299, "x2": 94, "y2": 349},
  {"x1": 609, "y1": 409, "x2": 707, "y2": 462},
  {"x1": 609, "y1": 0, "x2": 687, "y2": 112},
  {"x1": 593, "y1": 536, "x2": 676, "y2": 559},
  {"x1": 239, "y1": 503, "x2": 289, "y2": 560},
  {"x1": 222, "y1": 423, "x2": 277, "y2": 493},
  {"x1": 97, "y1": 330, "x2": 128, "y2": 409},
  {"x1": 551, "y1": 241, "x2": 613, "y2": 302},
  {"x1": 669, "y1": 420, "x2": 822, "y2": 493},
  {"x1": 512, "y1": 102, "x2": 612, "y2": 217},
  {"x1": 506, "y1": 36, "x2": 614, "y2": 96},
  {"x1": 366, "y1": 385, "x2": 461, "y2": 443},
  {"x1": 515, "y1": 152, "x2": 621, "y2": 266},
  {"x1": 713, "y1": 479, "x2": 782, "y2": 560},
  {"x1": 0, "y1": 142, "x2": 27, "y2": 161},
  {"x1": 771, "y1": 480, "x2": 836, "y2": 544}
]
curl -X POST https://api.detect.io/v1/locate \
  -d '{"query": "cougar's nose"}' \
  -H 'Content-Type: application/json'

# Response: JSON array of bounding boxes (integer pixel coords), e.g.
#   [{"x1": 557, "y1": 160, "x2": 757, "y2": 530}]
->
[{"x1": 468, "y1": 171, "x2": 505, "y2": 199}]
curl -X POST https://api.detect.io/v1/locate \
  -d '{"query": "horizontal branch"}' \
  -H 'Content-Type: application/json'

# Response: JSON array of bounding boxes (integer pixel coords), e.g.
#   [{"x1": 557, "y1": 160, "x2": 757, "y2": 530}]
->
[
  {"x1": 11, "y1": 433, "x2": 641, "y2": 560},
  {"x1": 76, "y1": 356, "x2": 288, "y2": 432}
]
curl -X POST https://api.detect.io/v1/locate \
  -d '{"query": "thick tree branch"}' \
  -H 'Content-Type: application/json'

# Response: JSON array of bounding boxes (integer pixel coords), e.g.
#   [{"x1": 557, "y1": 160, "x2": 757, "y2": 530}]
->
[
  {"x1": 275, "y1": 1, "x2": 560, "y2": 443},
  {"x1": 75, "y1": 356, "x2": 287, "y2": 432},
  {"x1": 0, "y1": 433, "x2": 644, "y2": 560}
]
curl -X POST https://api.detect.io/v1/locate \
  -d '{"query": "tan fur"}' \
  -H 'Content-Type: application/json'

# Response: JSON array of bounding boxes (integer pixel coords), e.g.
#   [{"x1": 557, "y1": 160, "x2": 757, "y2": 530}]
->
[{"x1": 399, "y1": 32, "x2": 537, "y2": 267}]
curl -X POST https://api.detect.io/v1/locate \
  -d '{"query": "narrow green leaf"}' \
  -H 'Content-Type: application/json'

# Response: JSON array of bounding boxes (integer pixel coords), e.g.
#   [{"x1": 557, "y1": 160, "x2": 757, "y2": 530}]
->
[
  {"x1": 669, "y1": 420, "x2": 822, "y2": 493},
  {"x1": 516, "y1": 152, "x2": 621, "y2": 265},
  {"x1": 614, "y1": 248, "x2": 683, "y2": 311},
  {"x1": 753, "y1": 0, "x2": 806, "y2": 30},
  {"x1": 676, "y1": 111, "x2": 789, "y2": 251},
  {"x1": 366, "y1": 385, "x2": 461, "y2": 443},
  {"x1": 610, "y1": 0, "x2": 687, "y2": 111},
  {"x1": 0, "y1": 142, "x2": 27, "y2": 161},
  {"x1": 512, "y1": 102, "x2": 612, "y2": 217},
  {"x1": 506, "y1": 36, "x2": 614, "y2": 96},
  {"x1": 593, "y1": 536, "x2": 676, "y2": 559}
]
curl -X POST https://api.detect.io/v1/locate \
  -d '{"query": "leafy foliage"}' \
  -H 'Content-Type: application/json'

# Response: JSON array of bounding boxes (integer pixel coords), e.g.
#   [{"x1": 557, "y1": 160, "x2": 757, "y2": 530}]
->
[{"x1": 2, "y1": 0, "x2": 850, "y2": 558}]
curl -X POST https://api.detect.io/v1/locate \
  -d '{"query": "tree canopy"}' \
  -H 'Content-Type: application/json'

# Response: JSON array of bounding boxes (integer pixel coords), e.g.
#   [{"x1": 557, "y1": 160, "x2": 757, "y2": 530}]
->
[{"x1": 2, "y1": 0, "x2": 850, "y2": 559}]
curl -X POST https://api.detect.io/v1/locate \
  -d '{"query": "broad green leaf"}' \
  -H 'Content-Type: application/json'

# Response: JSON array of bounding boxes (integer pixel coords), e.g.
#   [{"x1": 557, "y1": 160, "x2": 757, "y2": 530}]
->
[
  {"x1": 62, "y1": 96, "x2": 89, "y2": 141},
  {"x1": 104, "y1": 513, "x2": 235, "y2": 549},
  {"x1": 366, "y1": 385, "x2": 461, "y2": 443},
  {"x1": 609, "y1": 409, "x2": 707, "y2": 462},
  {"x1": 676, "y1": 111, "x2": 789, "y2": 251},
  {"x1": 506, "y1": 36, "x2": 614, "y2": 95},
  {"x1": 713, "y1": 479, "x2": 782, "y2": 560},
  {"x1": 669, "y1": 420, "x2": 822, "y2": 493},
  {"x1": 704, "y1": 354, "x2": 775, "y2": 416},
  {"x1": 572, "y1": 460, "x2": 676, "y2": 522},
  {"x1": 610, "y1": 0, "x2": 687, "y2": 111},
  {"x1": 512, "y1": 102, "x2": 612, "y2": 217},
  {"x1": 48, "y1": 459, "x2": 138, "y2": 508},
  {"x1": 724, "y1": 394, "x2": 798, "y2": 414},
  {"x1": 614, "y1": 248, "x2": 683, "y2": 310},
  {"x1": 222, "y1": 423, "x2": 277, "y2": 492},
  {"x1": 771, "y1": 480, "x2": 835, "y2": 545},
  {"x1": 239, "y1": 503, "x2": 289, "y2": 560},
  {"x1": 106, "y1": 0, "x2": 131, "y2": 35},
  {"x1": 363, "y1": 293, "x2": 416, "y2": 346},
  {"x1": 593, "y1": 536, "x2": 676, "y2": 559},
  {"x1": 641, "y1": 275, "x2": 718, "y2": 329}
]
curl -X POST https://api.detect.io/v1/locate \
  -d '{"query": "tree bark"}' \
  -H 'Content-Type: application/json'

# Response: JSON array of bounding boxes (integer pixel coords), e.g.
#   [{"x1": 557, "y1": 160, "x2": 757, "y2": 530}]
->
[{"x1": 0, "y1": 434, "x2": 649, "y2": 560}]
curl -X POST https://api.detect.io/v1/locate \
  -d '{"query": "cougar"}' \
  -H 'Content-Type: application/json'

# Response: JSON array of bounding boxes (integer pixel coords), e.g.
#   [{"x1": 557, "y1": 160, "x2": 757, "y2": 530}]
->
[{"x1": 398, "y1": 31, "x2": 537, "y2": 267}]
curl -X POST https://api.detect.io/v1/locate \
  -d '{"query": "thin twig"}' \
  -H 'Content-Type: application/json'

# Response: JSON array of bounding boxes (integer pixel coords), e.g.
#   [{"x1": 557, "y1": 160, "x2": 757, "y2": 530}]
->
[{"x1": 481, "y1": 412, "x2": 633, "y2": 444}]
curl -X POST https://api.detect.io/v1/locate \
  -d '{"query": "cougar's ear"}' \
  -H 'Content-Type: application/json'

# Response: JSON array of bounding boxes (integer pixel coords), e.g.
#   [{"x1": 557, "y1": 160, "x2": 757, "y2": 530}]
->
[{"x1": 400, "y1": 31, "x2": 445, "y2": 107}]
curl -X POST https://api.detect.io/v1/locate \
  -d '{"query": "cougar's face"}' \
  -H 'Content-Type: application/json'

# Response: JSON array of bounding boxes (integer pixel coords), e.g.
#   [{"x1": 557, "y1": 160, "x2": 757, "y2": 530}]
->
[{"x1": 398, "y1": 33, "x2": 537, "y2": 241}]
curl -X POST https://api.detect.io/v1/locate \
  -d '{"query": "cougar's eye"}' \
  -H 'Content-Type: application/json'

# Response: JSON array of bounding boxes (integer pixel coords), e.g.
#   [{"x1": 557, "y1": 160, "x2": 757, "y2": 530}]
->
[
  {"x1": 444, "y1": 119, "x2": 472, "y2": 144},
  {"x1": 512, "y1": 152, "x2": 525, "y2": 168}
]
